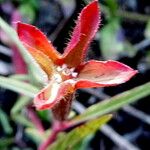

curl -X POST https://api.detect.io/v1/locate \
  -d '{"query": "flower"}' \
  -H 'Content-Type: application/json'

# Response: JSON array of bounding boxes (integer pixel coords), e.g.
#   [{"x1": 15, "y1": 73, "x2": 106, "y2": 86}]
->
[{"x1": 17, "y1": 0, "x2": 137, "y2": 111}]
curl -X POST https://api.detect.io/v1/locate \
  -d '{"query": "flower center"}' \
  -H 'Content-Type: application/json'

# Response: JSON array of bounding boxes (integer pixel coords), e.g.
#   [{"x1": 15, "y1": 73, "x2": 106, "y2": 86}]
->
[{"x1": 56, "y1": 64, "x2": 78, "y2": 78}]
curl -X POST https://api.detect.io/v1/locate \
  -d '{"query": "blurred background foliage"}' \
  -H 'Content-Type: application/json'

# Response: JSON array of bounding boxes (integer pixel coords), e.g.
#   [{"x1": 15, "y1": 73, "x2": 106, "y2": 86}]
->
[{"x1": 0, "y1": 0, "x2": 150, "y2": 150}]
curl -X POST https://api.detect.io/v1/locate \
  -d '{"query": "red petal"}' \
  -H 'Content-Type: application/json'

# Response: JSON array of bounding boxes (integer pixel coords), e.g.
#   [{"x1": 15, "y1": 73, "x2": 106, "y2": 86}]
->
[
  {"x1": 75, "y1": 60, "x2": 137, "y2": 89},
  {"x1": 24, "y1": 44, "x2": 54, "y2": 78},
  {"x1": 34, "y1": 80, "x2": 75, "y2": 110},
  {"x1": 62, "y1": 0, "x2": 100, "y2": 67},
  {"x1": 17, "y1": 22, "x2": 61, "y2": 62}
]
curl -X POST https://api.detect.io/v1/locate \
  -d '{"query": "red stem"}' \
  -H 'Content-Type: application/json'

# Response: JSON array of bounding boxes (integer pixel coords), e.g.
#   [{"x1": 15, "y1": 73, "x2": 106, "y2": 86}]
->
[
  {"x1": 27, "y1": 107, "x2": 45, "y2": 133},
  {"x1": 38, "y1": 120, "x2": 69, "y2": 150},
  {"x1": 38, "y1": 129, "x2": 59, "y2": 150}
]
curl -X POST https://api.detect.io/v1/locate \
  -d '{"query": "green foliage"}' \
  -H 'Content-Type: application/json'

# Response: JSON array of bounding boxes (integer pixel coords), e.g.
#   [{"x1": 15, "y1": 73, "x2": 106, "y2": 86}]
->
[
  {"x1": 72, "y1": 135, "x2": 93, "y2": 150},
  {"x1": 11, "y1": 96, "x2": 31, "y2": 115},
  {"x1": 10, "y1": 74, "x2": 30, "y2": 81},
  {"x1": 37, "y1": 110, "x2": 51, "y2": 122},
  {"x1": 0, "y1": 108, "x2": 12, "y2": 134},
  {"x1": 105, "y1": 0, "x2": 118, "y2": 17},
  {"x1": 145, "y1": 20, "x2": 150, "y2": 39},
  {"x1": 0, "y1": 76, "x2": 38, "y2": 97},
  {"x1": 19, "y1": 3, "x2": 36, "y2": 23},
  {"x1": 0, "y1": 138, "x2": 13, "y2": 149},
  {"x1": 12, "y1": 114, "x2": 34, "y2": 127},
  {"x1": 48, "y1": 115, "x2": 112, "y2": 150},
  {"x1": 25, "y1": 128, "x2": 50, "y2": 145},
  {"x1": 100, "y1": 19, "x2": 136, "y2": 59},
  {"x1": 100, "y1": 19, "x2": 124, "y2": 59},
  {"x1": 73, "y1": 82, "x2": 150, "y2": 124}
]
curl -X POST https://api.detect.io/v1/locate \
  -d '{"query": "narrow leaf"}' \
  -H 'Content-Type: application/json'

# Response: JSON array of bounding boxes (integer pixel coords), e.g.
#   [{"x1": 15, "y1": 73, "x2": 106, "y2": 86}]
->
[
  {"x1": 73, "y1": 82, "x2": 150, "y2": 124},
  {"x1": 13, "y1": 114, "x2": 34, "y2": 127},
  {"x1": 0, "y1": 76, "x2": 38, "y2": 97},
  {"x1": 11, "y1": 96, "x2": 31, "y2": 115},
  {"x1": 0, "y1": 108, "x2": 12, "y2": 134},
  {"x1": 10, "y1": 74, "x2": 30, "y2": 81},
  {"x1": 25, "y1": 128, "x2": 50, "y2": 145},
  {"x1": 0, "y1": 17, "x2": 45, "y2": 83},
  {"x1": 144, "y1": 20, "x2": 150, "y2": 39},
  {"x1": 48, "y1": 114, "x2": 112, "y2": 150}
]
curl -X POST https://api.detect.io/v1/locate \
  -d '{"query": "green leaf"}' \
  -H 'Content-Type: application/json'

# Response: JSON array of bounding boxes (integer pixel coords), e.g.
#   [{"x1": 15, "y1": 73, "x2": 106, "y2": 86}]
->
[
  {"x1": 72, "y1": 135, "x2": 93, "y2": 150},
  {"x1": 10, "y1": 74, "x2": 30, "y2": 81},
  {"x1": 19, "y1": 3, "x2": 35, "y2": 23},
  {"x1": 0, "y1": 108, "x2": 13, "y2": 134},
  {"x1": 0, "y1": 76, "x2": 38, "y2": 97},
  {"x1": 21, "y1": 0, "x2": 39, "y2": 9},
  {"x1": 37, "y1": 110, "x2": 51, "y2": 122},
  {"x1": 13, "y1": 114, "x2": 34, "y2": 127},
  {"x1": 0, "y1": 138, "x2": 13, "y2": 148},
  {"x1": 25, "y1": 128, "x2": 50, "y2": 145},
  {"x1": 105, "y1": 0, "x2": 118, "y2": 17},
  {"x1": 144, "y1": 20, "x2": 150, "y2": 39},
  {"x1": 11, "y1": 96, "x2": 31, "y2": 115},
  {"x1": 0, "y1": 17, "x2": 45, "y2": 83},
  {"x1": 73, "y1": 82, "x2": 150, "y2": 124},
  {"x1": 48, "y1": 115, "x2": 112, "y2": 150},
  {"x1": 100, "y1": 19, "x2": 124, "y2": 59}
]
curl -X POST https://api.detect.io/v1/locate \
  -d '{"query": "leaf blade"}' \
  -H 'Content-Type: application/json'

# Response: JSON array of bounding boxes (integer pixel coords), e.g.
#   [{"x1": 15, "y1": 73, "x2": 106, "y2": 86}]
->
[
  {"x1": 0, "y1": 108, "x2": 12, "y2": 134},
  {"x1": 49, "y1": 114, "x2": 112, "y2": 150},
  {"x1": 73, "y1": 82, "x2": 150, "y2": 124},
  {"x1": 0, "y1": 76, "x2": 38, "y2": 97}
]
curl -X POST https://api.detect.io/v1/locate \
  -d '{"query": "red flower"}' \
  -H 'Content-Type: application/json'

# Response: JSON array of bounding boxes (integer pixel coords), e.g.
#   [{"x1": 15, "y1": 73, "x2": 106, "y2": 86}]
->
[{"x1": 17, "y1": 0, "x2": 137, "y2": 110}]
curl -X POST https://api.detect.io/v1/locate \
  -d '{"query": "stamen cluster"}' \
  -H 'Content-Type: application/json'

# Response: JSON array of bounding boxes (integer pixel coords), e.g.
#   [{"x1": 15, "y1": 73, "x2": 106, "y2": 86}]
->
[{"x1": 56, "y1": 64, "x2": 78, "y2": 78}]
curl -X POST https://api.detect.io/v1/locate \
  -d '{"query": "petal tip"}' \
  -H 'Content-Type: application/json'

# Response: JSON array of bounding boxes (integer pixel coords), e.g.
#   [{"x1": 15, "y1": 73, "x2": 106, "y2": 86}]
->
[{"x1": 127, "y1": 69, "x2": 138, "y2": 80}]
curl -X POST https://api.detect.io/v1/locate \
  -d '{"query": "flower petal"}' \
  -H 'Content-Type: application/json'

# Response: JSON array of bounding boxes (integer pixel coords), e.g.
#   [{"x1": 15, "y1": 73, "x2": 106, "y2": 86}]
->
[
  {"x1": 75, "y1": 60, "x2": 137, "y2": 89},
  {"x1": 62, "y1": 0, "x2": 100, "y2": 67},
  {"x1": 34, "y1": 80, "x2": 75, "y2": 110},
  {"x1": 24, "y1": 44, "x2": 54, "y2": 78},
  {"x1": 17, "y1": 22, "x2": 61, "y2": 62}
]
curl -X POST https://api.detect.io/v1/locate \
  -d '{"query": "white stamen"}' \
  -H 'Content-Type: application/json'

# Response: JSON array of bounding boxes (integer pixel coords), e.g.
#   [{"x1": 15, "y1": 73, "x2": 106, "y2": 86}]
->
[
  {"x1": 56, "y1": 64, "x2": 78, "y2": 78},
  {"x1": 72, "y1": 72, "x2": 78, "y2": 77}
]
